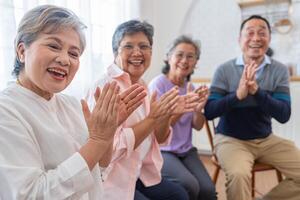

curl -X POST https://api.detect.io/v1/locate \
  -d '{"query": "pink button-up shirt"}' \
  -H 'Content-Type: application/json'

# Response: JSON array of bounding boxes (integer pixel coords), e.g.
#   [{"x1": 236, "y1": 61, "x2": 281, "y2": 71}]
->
[{"x1": 85, "y1": 63, "x2": 171, "y2": 200}]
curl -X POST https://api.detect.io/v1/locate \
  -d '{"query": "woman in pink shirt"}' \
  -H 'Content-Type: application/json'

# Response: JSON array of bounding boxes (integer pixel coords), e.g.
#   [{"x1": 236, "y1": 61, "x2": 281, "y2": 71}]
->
[{"x1": 86, "y1": 20, "x2": 190, "y2": 200}]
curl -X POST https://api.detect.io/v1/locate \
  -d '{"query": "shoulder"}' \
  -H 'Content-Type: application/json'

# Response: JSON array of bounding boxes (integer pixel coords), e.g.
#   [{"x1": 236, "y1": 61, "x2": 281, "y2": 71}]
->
[
  {"x1": 217, "y1": 58, "x2": 237, "y2": 72},
  {"x1": 270, "y1": 59, "x2": 288, "y2": 71},
  {"x1": 148, "y1": 74, "x2": 169, "y2": 92},
  {"x1": 149, "y1": 74, "x2": 167, "y2": 86}
]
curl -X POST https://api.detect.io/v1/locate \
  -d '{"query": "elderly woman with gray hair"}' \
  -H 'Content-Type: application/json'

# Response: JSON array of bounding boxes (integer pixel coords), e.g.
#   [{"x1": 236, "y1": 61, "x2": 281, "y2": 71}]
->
[
  {"x1": 86, "y1": 20, "x2": 190, "y2": 200},
  {"x1": 149, "y1": 35, "x2": 217, "y2": 200},
  {"x1": 0, "y1": 5, "x2": 145, "y2": 199}
]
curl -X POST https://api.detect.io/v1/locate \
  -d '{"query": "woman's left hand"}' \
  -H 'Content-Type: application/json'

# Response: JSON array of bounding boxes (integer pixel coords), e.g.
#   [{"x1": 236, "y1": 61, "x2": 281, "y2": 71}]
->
[
  {"x1": 118, "y1": 84, "x2": 147, "y2": 125},
  {"x1": 193, "y1": 85, "x2": 209, "y2": 113}
]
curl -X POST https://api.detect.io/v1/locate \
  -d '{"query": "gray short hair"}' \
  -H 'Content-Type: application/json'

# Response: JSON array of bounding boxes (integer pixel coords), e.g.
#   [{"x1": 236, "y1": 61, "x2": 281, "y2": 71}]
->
[
  {"x1": 13, "y1": 5, "x2": 87, "y2": 77},
  {"x1": 162, "y1": 35, "x2": 201, "y2": 81},
  {"x1": 112, "y1": 20, "x2": 154, "y2": 57},
  {"x1": 166, "y1": 35, "x2": 201, "y2": 60}
]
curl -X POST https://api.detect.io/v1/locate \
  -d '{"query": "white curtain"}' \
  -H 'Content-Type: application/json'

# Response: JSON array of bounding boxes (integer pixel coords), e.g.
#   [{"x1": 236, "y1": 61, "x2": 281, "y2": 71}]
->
[{"x1": 0, "y1": 0, "x2": 141, "y2": 99}]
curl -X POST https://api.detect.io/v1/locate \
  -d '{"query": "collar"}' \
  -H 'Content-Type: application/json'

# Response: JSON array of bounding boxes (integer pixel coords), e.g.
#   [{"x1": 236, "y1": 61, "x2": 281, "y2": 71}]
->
[{"x1": 235, "y1": 54, "x2": 271, "y2": 67}]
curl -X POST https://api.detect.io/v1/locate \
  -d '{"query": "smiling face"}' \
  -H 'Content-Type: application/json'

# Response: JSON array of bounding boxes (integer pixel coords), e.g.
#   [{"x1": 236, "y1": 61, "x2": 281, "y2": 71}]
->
[
  {"x1": 168, "y1": 42, "x2": 198, "y2": 80},
  {"x1": 239, "y1": 18, "x2": 271, "y2": 64},
  {"x1": 115, "y1": 32, "x2": 152, "y2": 84},
  {"x1": 17, "y1": 28, "x2": 81, "y2": 100}
]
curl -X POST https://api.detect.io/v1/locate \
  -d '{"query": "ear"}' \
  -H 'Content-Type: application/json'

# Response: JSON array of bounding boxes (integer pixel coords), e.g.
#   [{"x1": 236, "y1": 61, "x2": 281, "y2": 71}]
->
[{"x1": 16, "y1": 43, "x2": 26, "y2": 63}]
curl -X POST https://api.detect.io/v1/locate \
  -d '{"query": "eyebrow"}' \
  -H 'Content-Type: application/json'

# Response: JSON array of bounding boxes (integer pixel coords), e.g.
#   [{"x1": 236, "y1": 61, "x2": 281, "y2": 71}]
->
[
  {"x1": 246, "y1": 25, "x2": 267, "y2": 31},
  {"x1": 45, "y1": 36, "x2": 81, "y2": 52}
]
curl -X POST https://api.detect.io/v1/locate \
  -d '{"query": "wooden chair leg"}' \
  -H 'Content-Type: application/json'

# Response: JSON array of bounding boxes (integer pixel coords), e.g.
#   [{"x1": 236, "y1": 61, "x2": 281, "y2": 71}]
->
[
  {"x1": 252, "y1": 171, "x2": 255, "y2": 197},
  {"x1": 276, "y1": 170, "x2": 283, "y2": 182},
  {"x1": 213, "y1": 165, "x2": 220, "y2": 185}
]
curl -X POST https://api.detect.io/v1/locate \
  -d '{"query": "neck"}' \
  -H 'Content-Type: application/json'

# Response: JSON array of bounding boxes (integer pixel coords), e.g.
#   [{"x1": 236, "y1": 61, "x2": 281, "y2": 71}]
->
[
  {"x1": 17, "y1": 75, "x2": 53, "y2": 100},
  {"x1": 167, "y1": 73, "x2": 185, "y2": 87},
  {"x1": 243, "y1": 55, "x2": 265, "y2": 66}
]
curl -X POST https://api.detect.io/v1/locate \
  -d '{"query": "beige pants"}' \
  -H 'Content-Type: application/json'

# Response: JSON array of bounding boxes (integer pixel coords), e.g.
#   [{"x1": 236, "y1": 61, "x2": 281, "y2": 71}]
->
[{"x1": 214, "y1": 134, "x2": 300, "y2": 200}]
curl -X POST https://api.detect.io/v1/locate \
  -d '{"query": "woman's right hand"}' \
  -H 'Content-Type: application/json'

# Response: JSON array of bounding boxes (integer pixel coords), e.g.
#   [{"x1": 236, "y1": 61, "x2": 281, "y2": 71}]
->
[
  {"x1": 81, "y1": 82, "x2": 120, "y2": 143},
  {"x1": 148, "y1": 86, "x2": 179, "y2": 121}
]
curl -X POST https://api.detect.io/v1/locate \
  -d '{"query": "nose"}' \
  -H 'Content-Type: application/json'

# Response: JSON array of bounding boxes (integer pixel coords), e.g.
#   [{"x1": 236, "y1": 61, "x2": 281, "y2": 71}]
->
[
  {"x1": 55, "y1": 52, "x2": 70, "y2": 66},
  {"x1": 131, "y1": 47, "x2": 143, "y2": 55},
  {"x1": 252, "y1": 33, "x2": 261, "y2": 41},
  {"x1": 180, "y1": 55, "x2": 188, "y2": 63}
]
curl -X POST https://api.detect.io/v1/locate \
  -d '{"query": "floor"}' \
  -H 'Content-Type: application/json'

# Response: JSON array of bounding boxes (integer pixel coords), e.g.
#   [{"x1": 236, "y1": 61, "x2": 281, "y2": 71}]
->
[{"x1": 199, "y1": 155, "x2": 279, "y2": 200}]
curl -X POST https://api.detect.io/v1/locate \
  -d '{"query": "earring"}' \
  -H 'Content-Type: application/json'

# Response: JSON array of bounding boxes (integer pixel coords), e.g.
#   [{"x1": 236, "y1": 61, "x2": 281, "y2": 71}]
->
[{"x1": 19, "y1": 55, "x2": 24, "y2": 62}]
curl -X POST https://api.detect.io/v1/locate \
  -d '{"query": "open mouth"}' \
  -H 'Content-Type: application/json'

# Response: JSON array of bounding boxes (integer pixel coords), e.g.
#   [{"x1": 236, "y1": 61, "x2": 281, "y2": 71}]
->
[
  {"x1": 129, "y1": 60, "x2": 144, "y2": 66},
  {"x1": 47, "y1": 67, "x2": 67, "y2": 79}
]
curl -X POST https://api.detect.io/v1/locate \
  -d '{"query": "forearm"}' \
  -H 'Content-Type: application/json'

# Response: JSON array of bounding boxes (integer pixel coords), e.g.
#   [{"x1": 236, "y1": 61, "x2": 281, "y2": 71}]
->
[
  {"x1": 254, "y1": 89, "x2": 291, "y2": 123},
  {"x1": 79, "y1": 138, "x2": 113, "y2": 170},
  {"x1": 132, "y1": 117, "x2": 156, "y2": 149},
  {"x1": 204, "y1": 92, "x2": 239, "y2": 120},
  {"x1": 192, "y1": 112, "x2": 206, "y2": 130},
  {"x1": 154, "y1": 116, "x2": 172, "y2": 143}
]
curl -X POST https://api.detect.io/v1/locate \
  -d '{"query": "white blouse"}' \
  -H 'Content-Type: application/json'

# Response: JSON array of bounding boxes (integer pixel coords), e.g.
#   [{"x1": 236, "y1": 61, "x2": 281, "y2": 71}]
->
[{"x1": 0, "y1": 84, "x2": 103, "y2": 200}]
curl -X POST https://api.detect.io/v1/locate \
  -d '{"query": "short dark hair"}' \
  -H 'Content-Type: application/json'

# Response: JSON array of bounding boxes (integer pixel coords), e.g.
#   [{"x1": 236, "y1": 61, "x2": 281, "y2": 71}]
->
[
  {"x1": 111, "y1": 20, "x2": 154, "y2": 57},
  {"x1": 240, "y1": 15, "x2": 271, "y2": 33}
]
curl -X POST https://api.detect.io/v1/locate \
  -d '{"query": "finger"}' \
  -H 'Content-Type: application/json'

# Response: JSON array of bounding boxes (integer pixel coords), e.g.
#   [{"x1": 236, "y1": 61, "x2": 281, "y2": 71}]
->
[
  {"x1": 108, "y1": 85, "x2": 120, "y2": 115},
  {"x1": 159, "y1": 86, "x2": 178, "y2": 102},
  {"x1": 126, "y1": 91, "x2": 147, "y2": 108},
  {"x1": 102, "y1": 81, "x2": 117, "y2": 113},
  {"x1": 120, "y1": 84, "x2": 140, "y2": 101},
  {"x1": 95, "y1": 83, "x2": 109, "y2": 111},
  {"x1": 163, "y1": 95, "x2": 180, "y2": 111},
  {"x1": 122, "y1": 86, "x2": 145, "y2": 104},
  {"x1": 93, "y1": 87, "x2": 100, "y2": 103},
  {"x1": 81, "y1": 99, "x2": 91, "y2": 122},
  {"x1": 127, "y1": 100, "x2": 143, "y2": 114},
  {"x1": 111, "y1": 91, "x2": 120, "y2": 124},
  {"x1": 187, "y1": 82, "x2": 193, "y2": 93}
]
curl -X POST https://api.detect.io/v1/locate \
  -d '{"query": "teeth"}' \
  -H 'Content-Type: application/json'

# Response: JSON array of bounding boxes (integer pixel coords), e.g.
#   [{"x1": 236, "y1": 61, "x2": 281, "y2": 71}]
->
[
  {"x1": 130, "y1": 60, "x2": 142, "y2": 64},
  {"x1": 48, "y1": 68, "x2": 66, "y2": 76}
]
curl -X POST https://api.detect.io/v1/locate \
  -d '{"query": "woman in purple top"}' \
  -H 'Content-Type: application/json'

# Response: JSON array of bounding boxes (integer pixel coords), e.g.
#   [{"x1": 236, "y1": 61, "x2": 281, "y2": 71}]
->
[{"x1": 149, "y1": 35, "x2": 217, "y2": 200}]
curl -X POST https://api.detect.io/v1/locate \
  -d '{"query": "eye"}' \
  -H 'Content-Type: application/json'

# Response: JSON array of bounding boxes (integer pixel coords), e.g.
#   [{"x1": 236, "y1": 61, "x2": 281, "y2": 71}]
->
[
  {"x1": 175, "y1": 53, "x2": 184, "y2": 59},
  {"x1": 47, "y1": 43, "x2": 60, "y2": 50},
  {"x1": 123, "y1": 44, "x2": 134, "y2": 50},
  {"x1": 139, "y1": 44, "x2": 151, "y2": 50},
  {"x1": 259, "y1": 32, "x2": 266, "y2": 37},
  {"x1": 187, "y1": 55, "x2": 196, "y2": 60},
  {"x1": 69, "y1": 51, "x2": 79, "y2": 58}
]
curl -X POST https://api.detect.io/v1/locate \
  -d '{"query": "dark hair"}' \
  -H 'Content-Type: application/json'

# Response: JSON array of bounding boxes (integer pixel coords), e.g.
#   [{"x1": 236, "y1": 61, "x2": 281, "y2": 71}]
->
[
  {"x1": 266, "y1": 47, "x2": 274, "y2": 57},
  {"x1": 12, "y1": 5, "x2": 86, "y2": 77},
  {"x1": 240, "y1": 15, "x2": 271, "y2": 33},
  {"x1": 112, "y1": 20, "x2": 154, "y2": 57},
  {"x1": 162, "y1": 35, "x2": 201, "y2": 81}
]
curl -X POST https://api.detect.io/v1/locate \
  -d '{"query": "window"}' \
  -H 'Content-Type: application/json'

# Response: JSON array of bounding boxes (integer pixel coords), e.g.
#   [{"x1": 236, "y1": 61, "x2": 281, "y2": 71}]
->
[{"x1": 0, "y1": 0, "x2": 137, "y2": 99}]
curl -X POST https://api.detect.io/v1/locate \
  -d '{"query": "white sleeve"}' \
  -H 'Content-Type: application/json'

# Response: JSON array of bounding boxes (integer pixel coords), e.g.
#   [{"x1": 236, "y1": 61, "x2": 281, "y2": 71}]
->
[{"x1": 0, "y1": 110, "x2": 95, "y2": 200}]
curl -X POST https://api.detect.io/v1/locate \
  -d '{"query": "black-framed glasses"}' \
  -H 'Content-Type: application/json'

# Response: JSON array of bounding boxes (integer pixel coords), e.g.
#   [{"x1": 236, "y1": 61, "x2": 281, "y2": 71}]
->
[{"x1": 120, "y1": 44, "x2": 152, "y2": 54}]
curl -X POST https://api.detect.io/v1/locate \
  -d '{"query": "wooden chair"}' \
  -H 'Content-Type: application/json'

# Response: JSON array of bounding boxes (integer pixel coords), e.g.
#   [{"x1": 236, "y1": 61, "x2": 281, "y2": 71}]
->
[{"x1": 204, "y1": 119, "x2": 283, "y2": 197}]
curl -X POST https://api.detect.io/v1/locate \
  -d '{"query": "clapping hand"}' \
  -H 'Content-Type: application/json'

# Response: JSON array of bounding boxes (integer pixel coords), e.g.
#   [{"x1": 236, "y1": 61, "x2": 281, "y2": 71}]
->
[
  {"x1": 237, "y1": 61, "x2": 259, "y2": 100},
  {"x1": 118, "y1": 84, "x2": 147, "y2": 125},
  {"x1": 193, "y1": 83, "x2": 209, "y2": 113},
  {"x1": 81, "y1": 82, "x2": 120, "y2": 143}
]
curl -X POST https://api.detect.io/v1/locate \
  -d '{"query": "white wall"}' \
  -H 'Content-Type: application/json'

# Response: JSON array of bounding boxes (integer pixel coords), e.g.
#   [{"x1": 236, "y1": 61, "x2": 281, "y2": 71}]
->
[
  {"x1": 137, "y1": 0, "x2": 300, "y2": 151},
  {"x1": 139, "y1": 0, "x2": 300, "y2": 80}
]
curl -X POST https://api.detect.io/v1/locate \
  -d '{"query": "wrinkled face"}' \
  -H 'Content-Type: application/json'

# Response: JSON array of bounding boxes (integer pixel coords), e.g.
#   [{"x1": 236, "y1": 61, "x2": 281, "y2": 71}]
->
[
  {"x1": 115, "y1": 32, "x2": 152, "y2": 83},
  {"x1": 239, "y1": 18, "x2": 270, "y2": 62},
  {"x1": 168, "y1": 43, "x2": 198, "y2": 79},
  {"x1": 17, "y1": 28, "x2": 81, "y2": 99}
]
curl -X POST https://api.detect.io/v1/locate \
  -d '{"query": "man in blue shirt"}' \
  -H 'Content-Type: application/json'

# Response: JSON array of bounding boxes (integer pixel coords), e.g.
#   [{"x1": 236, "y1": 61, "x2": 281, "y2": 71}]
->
[{"x1": 205, "y1": 15, "x2": 300, "y2": 200}]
